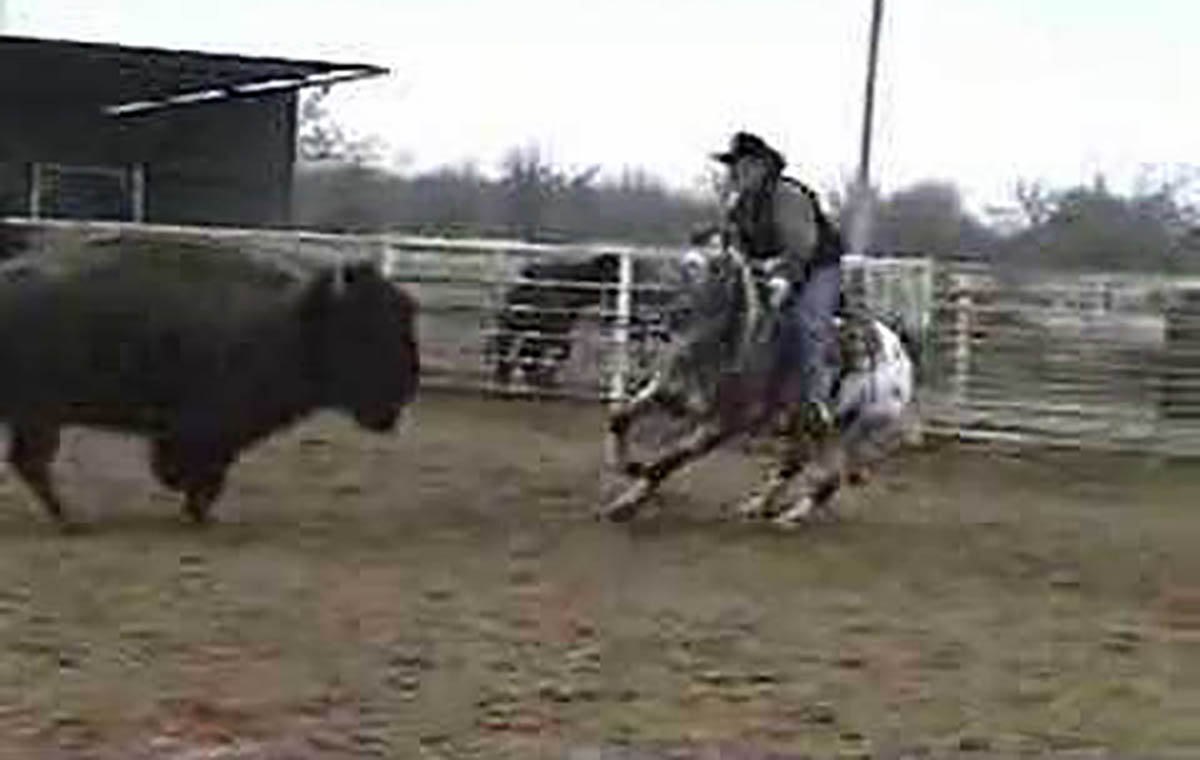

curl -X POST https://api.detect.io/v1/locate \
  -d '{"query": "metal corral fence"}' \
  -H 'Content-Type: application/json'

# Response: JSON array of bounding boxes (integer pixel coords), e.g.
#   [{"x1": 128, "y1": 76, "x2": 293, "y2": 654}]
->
[
  {"x1": 5, "y1": 217, "x2": 1200, "y2": 455},
  {"x1": 919, "y1": 265, "x2": 1200, "y2": 454},
  {"x1": 377, "y1": 234, "x2": 935, "y2": 402}
]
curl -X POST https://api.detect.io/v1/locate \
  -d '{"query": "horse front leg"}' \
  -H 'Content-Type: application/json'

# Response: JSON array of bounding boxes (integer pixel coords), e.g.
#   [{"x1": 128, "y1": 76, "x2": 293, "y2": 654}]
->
[
  {"x1": 732, "y1": 408, "x2": 813, "y2": 521},
  {"x1": 605, "y1": 376, "x2": 666, "y2": 475},
  {"x1": 599, "y1": 420, "x2": 734, "y2": 523}
]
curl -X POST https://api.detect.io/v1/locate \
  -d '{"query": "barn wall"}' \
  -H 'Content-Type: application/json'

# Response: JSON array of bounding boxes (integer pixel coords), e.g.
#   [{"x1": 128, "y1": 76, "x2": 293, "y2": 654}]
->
[{"x1": 0, "y1": 92, "x2": 297, "y2": 226}]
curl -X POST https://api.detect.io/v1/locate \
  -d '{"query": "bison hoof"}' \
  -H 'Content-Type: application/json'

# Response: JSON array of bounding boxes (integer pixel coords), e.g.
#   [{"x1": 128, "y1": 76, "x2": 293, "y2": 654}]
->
[
  {"x1": 183, "y1": 501, "x2": 216, "y2": 526},
  {"x1": 185, "y1": 511, "x2": 214, "y2": 527}
]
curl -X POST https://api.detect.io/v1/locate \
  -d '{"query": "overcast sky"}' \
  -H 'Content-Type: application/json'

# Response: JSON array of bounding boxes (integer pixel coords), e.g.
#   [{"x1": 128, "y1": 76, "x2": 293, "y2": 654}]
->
[{"x1": 5, "y1": 0, "x2": 1198, "y2": 214}]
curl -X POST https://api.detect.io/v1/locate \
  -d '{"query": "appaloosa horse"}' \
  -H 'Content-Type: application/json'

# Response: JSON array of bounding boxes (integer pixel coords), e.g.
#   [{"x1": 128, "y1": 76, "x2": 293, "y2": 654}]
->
[{"x1": 601, "y1": 234, "x2": 919, "y2": 526}]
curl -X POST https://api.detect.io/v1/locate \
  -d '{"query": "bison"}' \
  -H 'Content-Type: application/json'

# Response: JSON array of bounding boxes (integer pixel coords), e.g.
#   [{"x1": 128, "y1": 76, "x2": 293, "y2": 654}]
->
[{"x1": 0, "y1": 224, "x2": 420, "y2": 528}]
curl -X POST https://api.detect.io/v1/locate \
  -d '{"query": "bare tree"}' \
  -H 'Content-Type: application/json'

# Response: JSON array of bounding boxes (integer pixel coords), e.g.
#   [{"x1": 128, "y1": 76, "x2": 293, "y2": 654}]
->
[{"x1": 296, "y1": 89, "x2": 384, "y2": 166}]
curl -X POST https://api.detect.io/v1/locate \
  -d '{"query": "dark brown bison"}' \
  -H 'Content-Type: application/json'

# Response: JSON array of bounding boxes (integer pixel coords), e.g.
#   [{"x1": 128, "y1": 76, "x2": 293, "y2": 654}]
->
[{"x1": 0, "y1": 225, "x2": 419, "y2": 528}]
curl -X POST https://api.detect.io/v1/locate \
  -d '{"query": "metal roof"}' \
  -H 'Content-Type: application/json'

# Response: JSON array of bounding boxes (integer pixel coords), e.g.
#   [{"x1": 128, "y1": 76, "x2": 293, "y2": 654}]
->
[{"x1": 0, "y1": 34, "x2": 388, "y2": 116}]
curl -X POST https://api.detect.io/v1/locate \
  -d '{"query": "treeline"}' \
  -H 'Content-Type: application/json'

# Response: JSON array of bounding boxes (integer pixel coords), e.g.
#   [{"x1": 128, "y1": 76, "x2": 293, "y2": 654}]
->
[
  {"x1": 835, "y1": 174, "x2": 1200, "y2": 273},
  {"x1": 294, "y1": 160, "x2": 1200, "y2": 274},
  {"x1": 292, "y1": 153, "x2": 718, "y2": 245},
  {"x1": 293, "y1": 92, "x2": 1200, "y2": 272}
]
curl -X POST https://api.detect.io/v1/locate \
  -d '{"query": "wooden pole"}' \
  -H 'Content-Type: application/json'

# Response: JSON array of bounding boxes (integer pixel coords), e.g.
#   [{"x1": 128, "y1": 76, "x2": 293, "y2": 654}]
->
[{"x1": 849, "y1": 0, "x2": 885, "y2": 257}]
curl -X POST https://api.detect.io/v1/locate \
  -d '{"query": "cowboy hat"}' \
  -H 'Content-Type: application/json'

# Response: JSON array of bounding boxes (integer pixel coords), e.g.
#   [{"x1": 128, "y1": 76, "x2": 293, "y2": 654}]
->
[{"x1": 710, "y1": 131, "x2": 786, "y2": 170}]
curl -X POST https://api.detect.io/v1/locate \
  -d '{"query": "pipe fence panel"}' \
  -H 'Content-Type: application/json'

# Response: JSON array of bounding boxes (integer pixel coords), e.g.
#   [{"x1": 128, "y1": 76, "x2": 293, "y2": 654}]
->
[{"x1": 7, "y1": 217, "x2": 1200, "y2": 455}]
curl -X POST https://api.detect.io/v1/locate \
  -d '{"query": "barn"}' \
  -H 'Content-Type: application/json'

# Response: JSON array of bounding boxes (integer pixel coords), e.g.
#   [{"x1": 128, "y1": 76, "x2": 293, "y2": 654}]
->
[{"x1": 0, "y1": 33, "x2": 385, "y2": 227}]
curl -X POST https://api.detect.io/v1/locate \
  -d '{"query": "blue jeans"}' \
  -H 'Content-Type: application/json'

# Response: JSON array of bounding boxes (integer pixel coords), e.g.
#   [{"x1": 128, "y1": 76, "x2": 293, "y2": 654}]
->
[{"x1": 771, "y1": 262, "x2": 842, "y2": 410}]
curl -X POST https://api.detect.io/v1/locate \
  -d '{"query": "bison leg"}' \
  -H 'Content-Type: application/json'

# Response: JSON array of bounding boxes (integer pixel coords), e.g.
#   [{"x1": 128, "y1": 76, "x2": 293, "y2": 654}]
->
[
  {"x1": 150, "y1": 438, "x2": 186, "y2": 492},
  {"x1": 9, "y1": 423, "x2": 69, "y2": 525},
  {"x1": 179, "y1": 461, "x2": 229, "y2": 525},
  {"x1": 161, "y1": 435, "x2": 232, "y2": 524}
]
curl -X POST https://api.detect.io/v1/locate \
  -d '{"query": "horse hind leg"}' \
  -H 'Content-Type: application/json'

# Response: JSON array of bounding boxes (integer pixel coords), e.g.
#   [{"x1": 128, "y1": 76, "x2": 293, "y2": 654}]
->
[
  {"x1": 9, "y1": 422, "x2": 71, "y2": 527},
  {"x1": 771, "y1": 423, "x2": 849, "y2": 528},
  {"x1": 775, "y1": 472, "x2": 843, "y2": 528},
  {"x1": 732, "y1": 466, "x2": 796, "y2": 521},
  {"x1": 840, "y1": 412, "x2": 906, "y2": 488}
]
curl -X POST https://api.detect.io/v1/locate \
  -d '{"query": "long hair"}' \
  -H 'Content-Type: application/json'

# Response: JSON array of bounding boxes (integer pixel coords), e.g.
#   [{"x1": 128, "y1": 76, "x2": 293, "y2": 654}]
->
[
  {"x1": 782, "y1": 177, "x2": 845, "y2": 262},
  {"x1": 726, "y1": 174, "x2": 786, "y2": 257}
]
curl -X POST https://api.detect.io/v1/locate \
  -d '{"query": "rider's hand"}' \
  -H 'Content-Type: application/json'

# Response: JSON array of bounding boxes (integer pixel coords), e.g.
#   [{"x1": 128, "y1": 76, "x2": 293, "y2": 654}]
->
[{"x1": 768, "y1": 276, "x2": 790, "y2": 309}]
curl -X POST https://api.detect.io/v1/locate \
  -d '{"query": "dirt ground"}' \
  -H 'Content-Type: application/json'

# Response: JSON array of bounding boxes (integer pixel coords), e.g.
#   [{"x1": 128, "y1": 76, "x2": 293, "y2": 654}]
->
[{"x1": 0, "y1": 392, "x2": 1196, "y2": 759}]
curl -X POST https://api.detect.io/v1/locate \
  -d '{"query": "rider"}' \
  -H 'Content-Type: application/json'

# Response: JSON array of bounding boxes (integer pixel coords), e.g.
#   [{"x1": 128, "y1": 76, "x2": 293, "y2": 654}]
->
[{"x1": 710, "y1": 131, "x2": 844, "y2": 433}]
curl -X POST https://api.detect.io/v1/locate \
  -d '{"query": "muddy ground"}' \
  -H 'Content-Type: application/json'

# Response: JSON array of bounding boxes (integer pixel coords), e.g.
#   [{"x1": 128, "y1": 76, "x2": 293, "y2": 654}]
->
[{"x1": 0, "y1": 392, "x2": 1196, "y2": 759}]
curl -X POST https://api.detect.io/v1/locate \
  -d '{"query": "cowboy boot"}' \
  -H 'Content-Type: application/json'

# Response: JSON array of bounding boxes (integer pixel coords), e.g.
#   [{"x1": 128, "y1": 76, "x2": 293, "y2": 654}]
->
[{"x1": 804, "y1": 398, "x2": 835, "y2": 439}]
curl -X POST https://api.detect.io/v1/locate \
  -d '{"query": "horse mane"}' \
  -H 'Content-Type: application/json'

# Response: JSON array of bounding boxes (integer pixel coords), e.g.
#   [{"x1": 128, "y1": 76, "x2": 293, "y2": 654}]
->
[{"x1": 651, "y1": 241, "x2": 774, "y2": 409}]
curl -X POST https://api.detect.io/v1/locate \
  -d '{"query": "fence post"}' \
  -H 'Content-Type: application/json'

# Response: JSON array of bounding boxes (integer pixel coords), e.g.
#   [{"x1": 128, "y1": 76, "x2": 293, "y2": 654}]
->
[
  {"x1": 129, "y1": 164, "x2": 146, "y2": 223},
  {"x1": 951, "y1": 272, "x2": 973, "y2": 416},
  {"x1": 27, "y1": 162, "x2": 42, "y2": 219},
  {"x1": 608, "y1": 249, "x2": 635, "y2": 404},
  {"x1": 485, "y1": 245, "x2": 507, "y2": 393}
]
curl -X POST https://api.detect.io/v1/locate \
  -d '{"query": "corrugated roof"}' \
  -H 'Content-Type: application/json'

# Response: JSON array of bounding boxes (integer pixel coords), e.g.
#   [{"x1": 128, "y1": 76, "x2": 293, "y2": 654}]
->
[{"x1": 0, "y1": 34, "x2": 387, "y2": 116}]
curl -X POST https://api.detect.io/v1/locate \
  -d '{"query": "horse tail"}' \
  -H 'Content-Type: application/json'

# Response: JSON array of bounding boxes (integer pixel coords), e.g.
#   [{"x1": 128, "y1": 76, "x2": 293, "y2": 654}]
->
[
  {"x1": 0, "y1": 221, "x2": 33, "y2": 262},
  {"x1": 879, "y1": 314, "x2": 923, "y2": 379}
]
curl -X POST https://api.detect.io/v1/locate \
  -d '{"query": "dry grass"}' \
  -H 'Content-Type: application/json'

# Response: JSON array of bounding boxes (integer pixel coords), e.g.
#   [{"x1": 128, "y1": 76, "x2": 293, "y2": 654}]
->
[{"x1": 0, "y1": 393, "x2": 1196, "y2": 759}]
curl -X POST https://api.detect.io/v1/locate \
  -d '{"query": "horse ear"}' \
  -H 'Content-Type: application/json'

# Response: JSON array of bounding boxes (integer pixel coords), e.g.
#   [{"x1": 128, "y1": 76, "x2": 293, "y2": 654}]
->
[
  {"x1": 341, "y1": 260, "x2": 378, "y2": 289},
  {"x1": 299, "y1": 268, "x2": 338, "y2": 324},
  {"x1": 689, "y1": 225, "x2": 719, "y2": 246},
  {"x1": 327, "y1": 259, "x2": 381, "y2": 299}
]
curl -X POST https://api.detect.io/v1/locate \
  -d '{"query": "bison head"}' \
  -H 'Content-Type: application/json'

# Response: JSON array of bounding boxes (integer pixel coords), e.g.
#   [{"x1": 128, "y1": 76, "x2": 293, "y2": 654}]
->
[{"x1": 301, "y1": 260, "x2": 420, "y2": 433}]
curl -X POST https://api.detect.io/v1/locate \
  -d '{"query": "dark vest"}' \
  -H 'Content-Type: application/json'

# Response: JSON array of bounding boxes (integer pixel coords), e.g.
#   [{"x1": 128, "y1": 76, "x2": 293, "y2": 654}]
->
[{"x1": 724, "y1": 176, "x2": 844, "y2": 273}]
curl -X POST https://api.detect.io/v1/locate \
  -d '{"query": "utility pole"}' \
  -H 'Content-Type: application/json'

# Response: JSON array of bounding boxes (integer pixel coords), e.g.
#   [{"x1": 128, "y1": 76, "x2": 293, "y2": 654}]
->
[{"x1": 849, "y1": 0, "x2": 885, "y2": 257}]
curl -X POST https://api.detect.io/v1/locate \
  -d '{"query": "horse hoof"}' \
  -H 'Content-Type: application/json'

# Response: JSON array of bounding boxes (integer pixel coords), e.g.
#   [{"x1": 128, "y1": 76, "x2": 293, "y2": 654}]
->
[
  {"x1": 732, "y1": 494, "x2": 773, "y2": 521},
  {"x1": 772, "y1": 497, "x2": 815, "y2": 529},
  {"x1": 773, "y1": 513, "x2": 814, "y2": 530},
  {"x1": 598, "y1": 499, "x2": 639, "y2": 523},
  {"x1": 773, "y1": 517, "x2": 808, "y2": 531},
  {"x1": 598, "y1": 482, "x2": 650, "y2": 523},
  {"x1": 812, "y1": 505, "x2": 841, "y2": 524}
]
